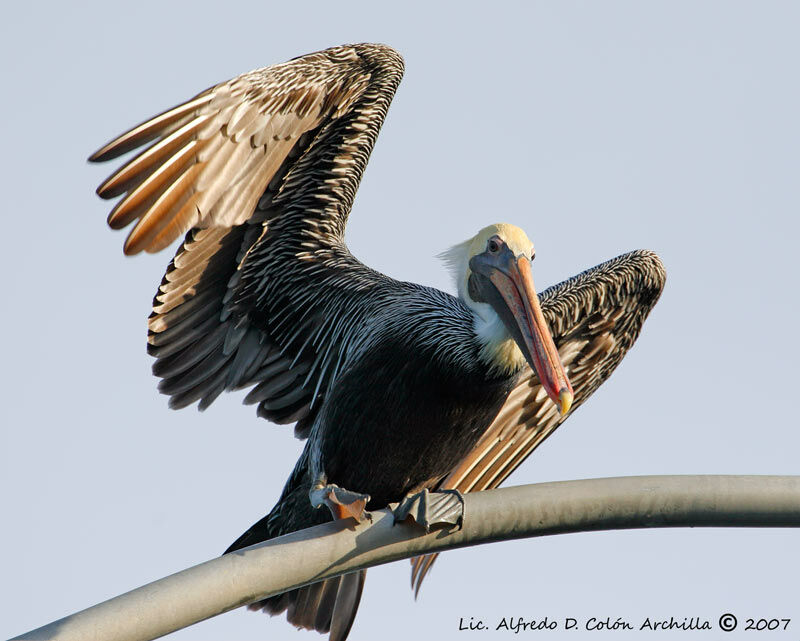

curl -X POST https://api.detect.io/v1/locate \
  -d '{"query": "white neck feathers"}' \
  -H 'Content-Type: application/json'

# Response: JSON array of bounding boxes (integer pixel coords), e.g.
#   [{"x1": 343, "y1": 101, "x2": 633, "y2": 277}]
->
[{"x1": 439, "y1": 240, "x2": 526, "y2": 375}]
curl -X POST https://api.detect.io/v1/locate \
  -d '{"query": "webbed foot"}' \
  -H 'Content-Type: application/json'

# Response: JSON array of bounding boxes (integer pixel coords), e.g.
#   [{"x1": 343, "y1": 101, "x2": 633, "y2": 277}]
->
[
  {"x1": 310, "y1": 483, "x2": 371, "y2": 522},
  {"x1": 392, "y1": 489, "x2": 465, "y2": 532}
]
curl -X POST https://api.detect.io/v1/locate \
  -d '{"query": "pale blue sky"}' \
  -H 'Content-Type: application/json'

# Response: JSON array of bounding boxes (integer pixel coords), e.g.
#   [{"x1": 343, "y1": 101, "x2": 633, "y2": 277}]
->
[{"x1": 2, "y1": 2, "x2": 798, "y2": 639}]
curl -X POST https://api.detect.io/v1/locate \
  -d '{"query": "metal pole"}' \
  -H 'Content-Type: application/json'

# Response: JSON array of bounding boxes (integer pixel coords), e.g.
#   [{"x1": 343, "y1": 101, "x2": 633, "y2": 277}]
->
[{"x1": 10, "y1": 475, "x2": 800, "y2": 641}]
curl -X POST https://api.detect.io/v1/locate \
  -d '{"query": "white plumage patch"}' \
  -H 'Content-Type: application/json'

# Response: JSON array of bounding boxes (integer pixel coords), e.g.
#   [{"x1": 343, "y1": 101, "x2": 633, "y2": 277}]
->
[{"x1": 439, "y1": 223, "x2": 536, "y2": 374}]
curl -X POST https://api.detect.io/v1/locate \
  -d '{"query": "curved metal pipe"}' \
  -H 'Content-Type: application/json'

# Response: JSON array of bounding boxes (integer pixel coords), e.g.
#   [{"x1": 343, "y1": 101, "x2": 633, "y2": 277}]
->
[{"x1": 11, "y1": 475, "x2": 800, "y2": 641}]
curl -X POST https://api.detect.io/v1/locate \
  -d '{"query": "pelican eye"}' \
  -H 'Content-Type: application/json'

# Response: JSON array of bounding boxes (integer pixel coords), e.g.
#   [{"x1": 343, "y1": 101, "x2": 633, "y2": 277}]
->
[{"x1": 487, "y1": 239, "x2": 500, "y2": 253}]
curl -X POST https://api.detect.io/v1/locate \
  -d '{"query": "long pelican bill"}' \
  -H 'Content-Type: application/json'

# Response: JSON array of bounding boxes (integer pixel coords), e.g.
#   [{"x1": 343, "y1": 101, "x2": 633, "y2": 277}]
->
[{"x1": 487, "y1": 253, "x2": 574, "y2": 415}]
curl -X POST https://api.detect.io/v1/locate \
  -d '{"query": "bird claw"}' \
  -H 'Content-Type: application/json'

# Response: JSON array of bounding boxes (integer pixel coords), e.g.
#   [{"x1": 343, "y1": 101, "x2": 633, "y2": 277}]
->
[
  {"x1": 392, "y1": 489, "x2": 465, "y2": 532},
  {"x1": 310, "y1": 483, "x2": 372, "y2": 522}
]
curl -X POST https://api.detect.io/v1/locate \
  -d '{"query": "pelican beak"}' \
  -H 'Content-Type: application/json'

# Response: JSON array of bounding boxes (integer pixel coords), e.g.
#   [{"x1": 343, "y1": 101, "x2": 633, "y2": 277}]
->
[{"x1": 471, "y1": 248, "x2": 574, "y2": 415}]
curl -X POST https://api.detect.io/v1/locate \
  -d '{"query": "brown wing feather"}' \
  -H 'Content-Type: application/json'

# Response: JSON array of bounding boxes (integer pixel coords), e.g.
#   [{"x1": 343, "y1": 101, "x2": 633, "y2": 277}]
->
[
  {"x1": 411, "y1": 249, "x2": 666, "y2": 594},
  {"x1": 91, "y1": 51, "x2": 377, "y2": 255}
]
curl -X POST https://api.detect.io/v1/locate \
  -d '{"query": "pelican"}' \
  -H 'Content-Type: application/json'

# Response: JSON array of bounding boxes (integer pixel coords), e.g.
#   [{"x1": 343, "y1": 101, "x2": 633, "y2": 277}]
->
[{"x1": 90, "y1": 43, "x2": 665, "y2": 641}]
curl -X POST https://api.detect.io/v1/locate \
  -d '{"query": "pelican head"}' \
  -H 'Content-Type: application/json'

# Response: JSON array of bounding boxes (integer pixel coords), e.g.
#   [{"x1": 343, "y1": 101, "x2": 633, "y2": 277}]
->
[{"x1": 442, "y1": 223, "x2": 573, "y2": 415}]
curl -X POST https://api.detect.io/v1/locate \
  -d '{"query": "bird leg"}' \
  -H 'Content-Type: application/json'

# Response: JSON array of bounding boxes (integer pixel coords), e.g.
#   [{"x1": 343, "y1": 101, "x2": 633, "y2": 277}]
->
[
  {"x1": 392, "y1": 488, "x2": 465, "y2": 532},
  {"x1": 309, "y1": 481, "x2": 371, "y2": 523}
]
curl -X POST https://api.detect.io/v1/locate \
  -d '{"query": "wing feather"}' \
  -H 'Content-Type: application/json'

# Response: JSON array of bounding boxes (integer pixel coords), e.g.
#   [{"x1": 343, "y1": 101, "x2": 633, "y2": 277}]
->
[
  {"x1": 90, "y1": 93, "x2": 215, "y2": 163},
  {"x1": 410, "y1": 249, "x2": 666, "y2": 594},
  {"x1": 91, "y1": 45, "x2": 400, "y2": 255}
]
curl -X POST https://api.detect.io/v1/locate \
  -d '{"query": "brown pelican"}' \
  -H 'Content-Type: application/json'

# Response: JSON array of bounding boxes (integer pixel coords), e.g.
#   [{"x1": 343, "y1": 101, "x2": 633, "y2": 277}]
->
[{"x1": 90, "y1": 43, "x2": 665, "y2": 641}]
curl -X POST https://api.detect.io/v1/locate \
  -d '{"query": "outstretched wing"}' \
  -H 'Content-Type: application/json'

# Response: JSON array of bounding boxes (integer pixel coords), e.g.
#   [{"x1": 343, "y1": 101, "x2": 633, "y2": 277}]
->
[
  {"x1": 90, "y1": 44, "x2": 404, "y2": 436},
  {"x1": 411, "y1": 249, "x2": 666, "y2": 593}
]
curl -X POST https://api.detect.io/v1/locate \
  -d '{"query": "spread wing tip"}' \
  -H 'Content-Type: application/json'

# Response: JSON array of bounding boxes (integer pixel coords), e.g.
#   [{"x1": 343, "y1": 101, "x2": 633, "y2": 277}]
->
[{"x1": 629, "y1": 248, "x2": 666, "y2": 287}]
